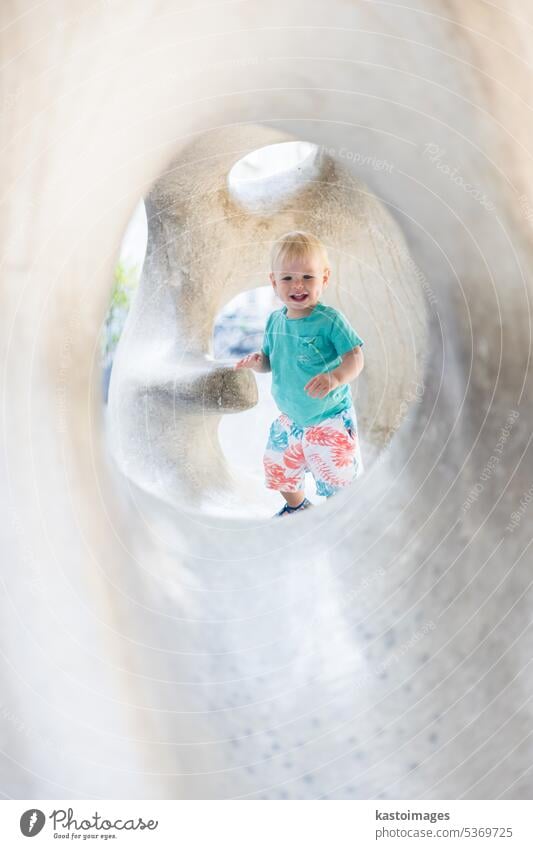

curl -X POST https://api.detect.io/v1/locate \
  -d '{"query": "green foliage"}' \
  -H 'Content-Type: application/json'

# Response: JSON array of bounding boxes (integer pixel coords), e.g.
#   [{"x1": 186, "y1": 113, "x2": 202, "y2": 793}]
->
[{"x1": 102, "y1": 260, "x2": 140, "y2": 361}]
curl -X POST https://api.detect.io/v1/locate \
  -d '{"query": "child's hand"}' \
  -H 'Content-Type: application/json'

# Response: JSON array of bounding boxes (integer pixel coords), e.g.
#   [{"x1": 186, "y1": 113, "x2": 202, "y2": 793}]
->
[
  {"x1": 234, "y1": 352, "x2": 264, "y2": 372},
  {"x1": 304, "y1": 372, "x2": 340, "y2": 398}
]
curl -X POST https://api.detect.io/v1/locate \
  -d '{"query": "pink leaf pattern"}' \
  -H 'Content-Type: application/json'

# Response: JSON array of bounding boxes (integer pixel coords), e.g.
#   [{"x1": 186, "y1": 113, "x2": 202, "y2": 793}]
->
[
  {"x1": 308, "y1": 453, "x2": 347, "y2": 486},
  {"x1": 304, "y1": 426, "x2": 353, "y2": 449},
  {"x1": 264, "y1": 458, "x2": 302, "y2": 490},
  {"x1": 283, "y1": 442, "x2": 305, "y2": 469},
  {"x1": 331, "y1": 442, "x2": 356, "y2": 467}
]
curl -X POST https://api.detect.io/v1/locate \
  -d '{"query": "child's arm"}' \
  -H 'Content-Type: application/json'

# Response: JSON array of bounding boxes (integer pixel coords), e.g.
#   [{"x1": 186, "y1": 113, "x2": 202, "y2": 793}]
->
[
  {"x1": 304, "y1": 346, "x2": 364, "y2": 398},
  {"x1": 234, "y1": 351, "x2": 271, "y2": 373},
  {"x1": 331, "y1": 345, "x2": 364, "y2": 384}
]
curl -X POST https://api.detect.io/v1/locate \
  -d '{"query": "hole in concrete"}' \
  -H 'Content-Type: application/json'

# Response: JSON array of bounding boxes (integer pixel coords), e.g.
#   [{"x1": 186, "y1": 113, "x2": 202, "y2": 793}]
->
[
  {"x1": 213, "y1": 286, "x2": 281, "y2": 504},
  {"x1": 104, "y1": 126, "x2": 426, "y2": 521},
  {"x1": 228, "y1": 141, "x2": 321, "y2": 214},
  {"x1": 213, "y1": 287, "x2": 276, "y2": 360}
]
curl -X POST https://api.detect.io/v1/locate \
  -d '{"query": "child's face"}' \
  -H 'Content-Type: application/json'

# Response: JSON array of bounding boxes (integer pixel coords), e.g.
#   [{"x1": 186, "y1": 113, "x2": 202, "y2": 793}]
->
[{"x1": 269, "y1": 252, "x2": 330, "y2": 317}]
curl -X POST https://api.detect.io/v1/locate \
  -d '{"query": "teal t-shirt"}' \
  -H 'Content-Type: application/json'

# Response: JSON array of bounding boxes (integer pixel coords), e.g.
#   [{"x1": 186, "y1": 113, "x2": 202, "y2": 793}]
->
[{"x1": 261, "y1": 303, "x2": 364, "y2": 426}]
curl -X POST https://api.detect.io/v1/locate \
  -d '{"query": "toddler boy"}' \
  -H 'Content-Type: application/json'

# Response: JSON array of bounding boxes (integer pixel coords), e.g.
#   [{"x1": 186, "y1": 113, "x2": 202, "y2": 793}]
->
[{"x1": 235, "y1": 231, "x2": 364, "y2": 517}]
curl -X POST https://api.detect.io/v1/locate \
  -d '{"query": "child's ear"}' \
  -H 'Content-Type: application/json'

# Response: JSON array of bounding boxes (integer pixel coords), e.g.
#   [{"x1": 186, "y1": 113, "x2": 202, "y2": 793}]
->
[
  {"x1": 269, "y1": 272, "x2": 276, "y2": 288},
  {"x1": 323, "y1": 267, "x2": 331, "y2": 285}
]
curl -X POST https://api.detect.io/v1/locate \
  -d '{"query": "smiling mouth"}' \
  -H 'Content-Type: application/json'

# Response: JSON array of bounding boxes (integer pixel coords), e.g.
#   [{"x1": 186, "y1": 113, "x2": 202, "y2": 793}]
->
[{"x1": 290, "y1": 293, "x2": 308, "y2": 301}]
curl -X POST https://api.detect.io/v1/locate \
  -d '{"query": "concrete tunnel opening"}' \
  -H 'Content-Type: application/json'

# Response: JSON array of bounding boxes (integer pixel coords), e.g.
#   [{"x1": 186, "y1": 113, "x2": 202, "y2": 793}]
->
[
  {"x1": 105, "y1": 127, "x2": 428, "y2": 520},
  {"x1": 6, "y1": 1, "x2": 533, "y2": 803}
]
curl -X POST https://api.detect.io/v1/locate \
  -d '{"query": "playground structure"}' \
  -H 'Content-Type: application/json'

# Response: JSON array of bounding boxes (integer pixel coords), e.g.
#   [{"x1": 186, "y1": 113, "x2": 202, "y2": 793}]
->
[{"x1": 1, "y1": 1, "x2": 532, "y2": 799}]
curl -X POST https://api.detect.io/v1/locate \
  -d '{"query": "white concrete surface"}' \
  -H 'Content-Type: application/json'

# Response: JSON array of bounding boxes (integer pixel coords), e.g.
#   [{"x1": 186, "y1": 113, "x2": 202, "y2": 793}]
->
[{"x1": 1, "y1": 0, "x2": 532, "y2": 800}]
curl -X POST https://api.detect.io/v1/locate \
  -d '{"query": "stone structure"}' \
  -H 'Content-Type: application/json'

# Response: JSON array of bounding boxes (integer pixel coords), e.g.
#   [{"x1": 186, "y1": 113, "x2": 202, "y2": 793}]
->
[{"x1": 1, "y1": 1, "x2": 532, "y2": 799}]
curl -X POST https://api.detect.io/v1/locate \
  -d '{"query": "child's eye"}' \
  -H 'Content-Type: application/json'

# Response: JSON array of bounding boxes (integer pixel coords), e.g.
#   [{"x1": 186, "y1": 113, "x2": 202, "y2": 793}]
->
[
  {"x1": 281, "y1": 276, "x2": 292, "y2": 281},
  {"x1": 303, "y1": 275, "x2": 313, "y2": 279}
]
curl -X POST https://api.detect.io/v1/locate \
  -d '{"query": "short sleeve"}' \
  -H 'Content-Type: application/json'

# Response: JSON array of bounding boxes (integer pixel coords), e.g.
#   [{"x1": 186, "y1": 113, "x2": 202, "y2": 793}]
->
[
  {"x1": 261, "y1": 313, "x2": 272, "y2": 357},
  {"x1": 330, "y1": 310, "x2": 364, "y2": 356}
]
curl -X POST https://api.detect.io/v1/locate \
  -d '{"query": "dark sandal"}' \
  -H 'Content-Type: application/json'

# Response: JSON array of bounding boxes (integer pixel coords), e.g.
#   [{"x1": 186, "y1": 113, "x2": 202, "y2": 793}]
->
[{"x1": 274, "y1": 497, "x2": 312, "y2": 518}]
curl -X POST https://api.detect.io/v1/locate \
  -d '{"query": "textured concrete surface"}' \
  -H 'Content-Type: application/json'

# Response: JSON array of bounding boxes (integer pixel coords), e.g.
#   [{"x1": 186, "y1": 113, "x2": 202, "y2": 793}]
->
[{"x1": 1, "y1": 0, "x2": 532, "y2": 800}]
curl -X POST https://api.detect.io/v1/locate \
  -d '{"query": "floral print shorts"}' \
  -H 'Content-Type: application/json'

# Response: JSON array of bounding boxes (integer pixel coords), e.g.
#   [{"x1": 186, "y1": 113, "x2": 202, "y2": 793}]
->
[{"x1": 263, "y1": 407, "x2": 363, "y2": 497}]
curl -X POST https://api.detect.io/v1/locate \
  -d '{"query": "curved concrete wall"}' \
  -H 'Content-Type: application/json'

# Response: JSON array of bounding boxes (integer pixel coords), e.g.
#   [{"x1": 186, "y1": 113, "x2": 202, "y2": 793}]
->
[{"x1": 1, "y1": 1, "x2": 532, "y2": 799}]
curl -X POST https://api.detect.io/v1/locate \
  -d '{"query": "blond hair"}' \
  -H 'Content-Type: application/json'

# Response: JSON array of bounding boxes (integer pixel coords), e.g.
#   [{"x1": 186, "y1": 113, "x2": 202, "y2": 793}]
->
[{"x1": 270, "y1": 230, "x2": 329, "y2": 272}]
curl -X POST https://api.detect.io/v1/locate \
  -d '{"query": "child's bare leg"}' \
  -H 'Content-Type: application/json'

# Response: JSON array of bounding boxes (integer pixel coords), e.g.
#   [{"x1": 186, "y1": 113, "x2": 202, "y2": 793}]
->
[{"x1": 281, "y1": 489, "x2": 306, "y2": 508}]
